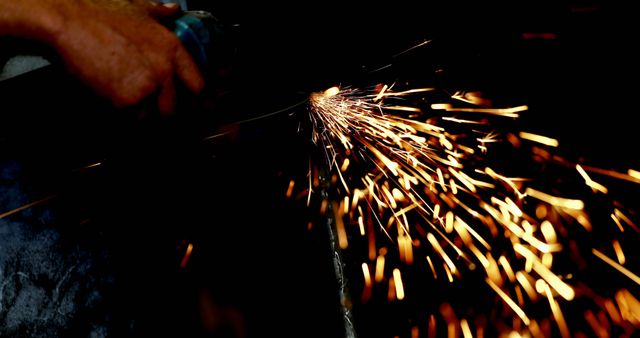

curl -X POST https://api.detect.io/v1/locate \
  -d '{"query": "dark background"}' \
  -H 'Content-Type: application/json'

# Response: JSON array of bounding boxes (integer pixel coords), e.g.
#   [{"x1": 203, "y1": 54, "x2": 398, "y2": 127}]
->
[{"x1": 1, "y1": 1, "x2": 638, "y2": 337}]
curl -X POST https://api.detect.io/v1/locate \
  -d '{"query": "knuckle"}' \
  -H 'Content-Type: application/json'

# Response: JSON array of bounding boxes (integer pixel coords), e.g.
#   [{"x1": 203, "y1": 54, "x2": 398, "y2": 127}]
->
[{"x1": 113, "y1": 71, "x2": 156, "y2": 107}]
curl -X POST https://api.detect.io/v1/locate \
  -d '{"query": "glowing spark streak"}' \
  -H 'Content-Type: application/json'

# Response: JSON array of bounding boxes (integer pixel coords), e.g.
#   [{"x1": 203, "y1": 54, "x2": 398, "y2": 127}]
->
[
  {"x1": 469, "y1": 247, "x2": 490, "y2": 268},
  {"x1": 461, "y1": 319, "x2": 473, "y2": 338},
  {"x1": 369, "y1": 63, "x2": 393, "y2": 73},
  {"x1": 363, "y1": 197, "x2": 393, "y2": 241},
  {"x1": 382, "y1": 201, "x2": 412, "y2": 238},
  {"x1": 515, "y1": 272, "x2": 538, "y2": 301},
  {"x1": 486, "y1": 278, "x2": 531, "y2": 325},
  {"x1": 451, "y1": 197, "x2": 483, "y2": 219},
  {"x1": 286, "y1": 179, "x2": 295, "y2": 198},
  {"x1": 437, "y1": 168, "x2": 447, "y2": 191},
  {"x1": 375, "y1": 255, "x2": 385, "y2": 282},
  {"x1": 351, "y1": 190, "x2": 363, "y2": 213},
  {"x1": 505, "y1": 198, "x2": 523, "y2": 217},
  {"x1": 540, "y1": 281, "x2": 571, "y2": 338},
  {"x1": 451, "y1": 91, "x2": 482, "y2": 105},
  {"x1": 386, "y1": 106, "x2": 422, "y2": 113},
  {"x1": 428, "y1": 315, "x2": 437, "y2": 338},
  {"x1": 364, "y1": 177, "x2": 388, "y2": 209},
  {"x1": 382, "y1": 88, "x2": 436, "y2": 97},
  {"x1": 519, "y1": 132, "x2": 559, "y2": 147},
  {"x1": 541, "y1": 253, "x2": 553, "y2": 268},
  {"x1": 576, "y1": 164, "x2": 608, "y2": 194},
  {"x1": 373, "y1": 84, "x2": 388, "y2": 102},
  {"x1": 358, "y1": 215, "x2": 365, "y2": 236},
  {"x1": 477, "y1": 136, "x2": 500, "y2": 144},
  {"x1": 577, "y1": 165, "x2": 640, "y2": 185},
  {"x1": 335, "y1": 161, "x2": 351, "y2": 193},
  {"x1": 477, "y1": 326, "x2": 485, "y2": 338},
  {"x1": 455, "y1": 216, "x2": 491, "y2": 250},
  {"x1": 483, "y1": 204, "x2": 516, "y2": 233},
  {"x1": 515, "y1": 286, "x2": 525, "y2": 306},
  {"x1": 449, "y1": 169, "x2": 477, "y2": 193},
  {"x1": 399, "y1": 118, "x2": 444, "y2": 133},
  {"x1": 401, "y1": 235, "x2": 414, "y2": 264},
  {"x1": 340, "y1": 158, "x2": 350, "y2": 172},
  {"x1": 368, "y1": 229, "x2": 377, "y2": 262},
  {"x1": 593, "y1": 249, "x2": 640, "y2": 285},
  {"x1": 612, "y1": 240, "x2": 626, "y2": 265},
  {"x1": 432, "y1": 105, "x2": 528, "y2": 117},
  {"x1": 484, "y1": 167, "x2": 526, "y2": 199},
  {"x1": 431, "y1": 103, "x2": 451, "y2": 110},
  {"x1": 445, "y1": 211, "x2": 454, "y2": 233},
  {"x1": 361, "y1": 139, "x2": 399, "y2": 176},
  {"x1": 489, "y1": 208, "x2": 555, "y2": 254},
  {"x1": 443, "y1": 264, "x2": 454, "y2": 283},
  {"x1": 427, "y1": 233, "x2": 458, "y2": 276},
  {"x1": 393, "y1": 204, "x2": 420, "y2": 220},
  {"x1": 614, "y1": 209, "x2": 640, "y2": 233},
  {"x1": 427, "y1": 256, "x2": 438, "y2": 279},
  {"x1": 333, "y1": 202, "x2": 349, "y2": 249},
  {"x1": 180, "y1": 243, "x2": 193, "y2": 269},
  {"x1": 611, "y1": 214, "x2": 625, "y2": 232},
  {"x1": 320, "y1": 200, "x2": 328, "y2": 215},
  {"x1": 584, "y1": 310, "x2": 609, "y2": 338},
  {"x1": 425, "y1": 215, "x2": 469, "y2": 261},
  {"x1": 515, "y1": 244, "x2": 575, "y2": 300},
  {"x1": 524, "y1": 232, "x2": 562, "y2": 254},
  {"x1": 392, "y1": 188, "x2": 404, "y2": 201},
  {"x1": 525, "y1": 188, "x2": 584, "y2": 210},
  {"x1": 439, "y1": 135, "x2": 453, "y2": 151},
  {"x1": 485, "y1": 256, "x2": 501, "y2": 282},
  {"x1": 362, "y1": 263, "x2": 373, "y2": 302},
  {"x1": 442, "y1": 116, "x2": 484, "y2": 124},
  {"x1": 393, "y1": 39, "x2": 432, "y2": 57},
  {"x1": 432, "y1": 203, "x2": 440, "y2": 220},
  {"x1": 388, "y1": 276, "x2": 396, "y2": 301},
  {"x1": 307, "y1": 163, "x2": 313, "y2": 207},
  {"x1": 342, "y1": 196, "x2": 350, "y2": 215},
  {"x1": 393, "y1": 268, "x2": 405, "y2": 300},
  {"x1": 540, "y1": 220, "x2": 557, "y2": 243},
  {"x1": 604, "y1": 299, "x2": 622, "y2": 325},
  {"x1": 493, "y1": 197, "x2": 521, "y2": 220},
  {"x1": 0, "y1": 195, "x2": 56, "y2": 219},
  {"x1": 529, "y1": 321, "x2": 545, "y2": 338},
  {"x1": 629, "y1": 169, "x2": 640, "y2": 179},
  {"x1": 381, "y1": 185, "x2": 397, "y2": 209},
  {"x1": 564, "y1": 208, "x2": 592, "y2": 231},
  {"x1": 499, "y1": 256, "x2": 516, "y2": 282},
  {"x1": 323, "y1": 86, "x2": 340, "y2": 97},
  {"x1": 72, "y1": 162, "x2": 102, "y2": 172}
]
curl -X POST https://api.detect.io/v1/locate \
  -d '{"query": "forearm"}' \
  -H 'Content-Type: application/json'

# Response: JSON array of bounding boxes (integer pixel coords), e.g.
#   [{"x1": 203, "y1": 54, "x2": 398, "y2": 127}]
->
[{"x1": 0, "y1": 0, "x2": 63, "y2": 45}]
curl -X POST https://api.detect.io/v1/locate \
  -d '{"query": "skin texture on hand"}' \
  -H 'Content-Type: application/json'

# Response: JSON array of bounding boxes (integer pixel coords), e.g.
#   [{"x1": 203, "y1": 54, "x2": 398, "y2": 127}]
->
[{"x1": 1, "y1": 0, "x2": 204, "y2": 114}]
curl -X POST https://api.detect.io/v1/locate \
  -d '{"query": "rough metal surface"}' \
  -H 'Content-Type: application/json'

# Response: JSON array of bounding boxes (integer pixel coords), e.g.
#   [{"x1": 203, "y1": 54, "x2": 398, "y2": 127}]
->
[{"x1": 0, "y1": 161, "x2": 112, "y2": 338}]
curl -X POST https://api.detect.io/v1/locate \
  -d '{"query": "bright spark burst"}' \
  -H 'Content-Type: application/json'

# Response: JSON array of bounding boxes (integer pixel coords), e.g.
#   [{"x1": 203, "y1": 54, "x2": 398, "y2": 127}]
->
[{"x1": 303, "y1": 84, "x2": 640, "y2": 337}]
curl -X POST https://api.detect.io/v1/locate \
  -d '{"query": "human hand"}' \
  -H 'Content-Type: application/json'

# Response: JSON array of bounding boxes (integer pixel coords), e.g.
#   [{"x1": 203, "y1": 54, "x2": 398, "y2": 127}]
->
[{"x1": 49, "y1": 0, "x2": 204, "y2": 114}]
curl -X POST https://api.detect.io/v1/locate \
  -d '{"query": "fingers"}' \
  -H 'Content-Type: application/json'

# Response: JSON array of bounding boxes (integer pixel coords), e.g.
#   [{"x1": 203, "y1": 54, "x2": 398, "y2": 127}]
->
[
  {"x1": 111, "y1": 70, "x2": 157, "y2": 109},
  {"x1": 140, "y1": 1, "x2": 181, "y2": 18},
  {"x1": 174, "y1": 43, "x2": 205, "y2": 94},
  {"x1": 68, "y1": 0, "x2": 203, "y2": 115}
]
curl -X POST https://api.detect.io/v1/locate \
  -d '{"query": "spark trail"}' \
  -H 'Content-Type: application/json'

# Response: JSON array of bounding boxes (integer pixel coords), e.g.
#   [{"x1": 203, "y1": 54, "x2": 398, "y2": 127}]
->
[{"x1": 304, "y1": 84, "x2": 640, "y2": 337}]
